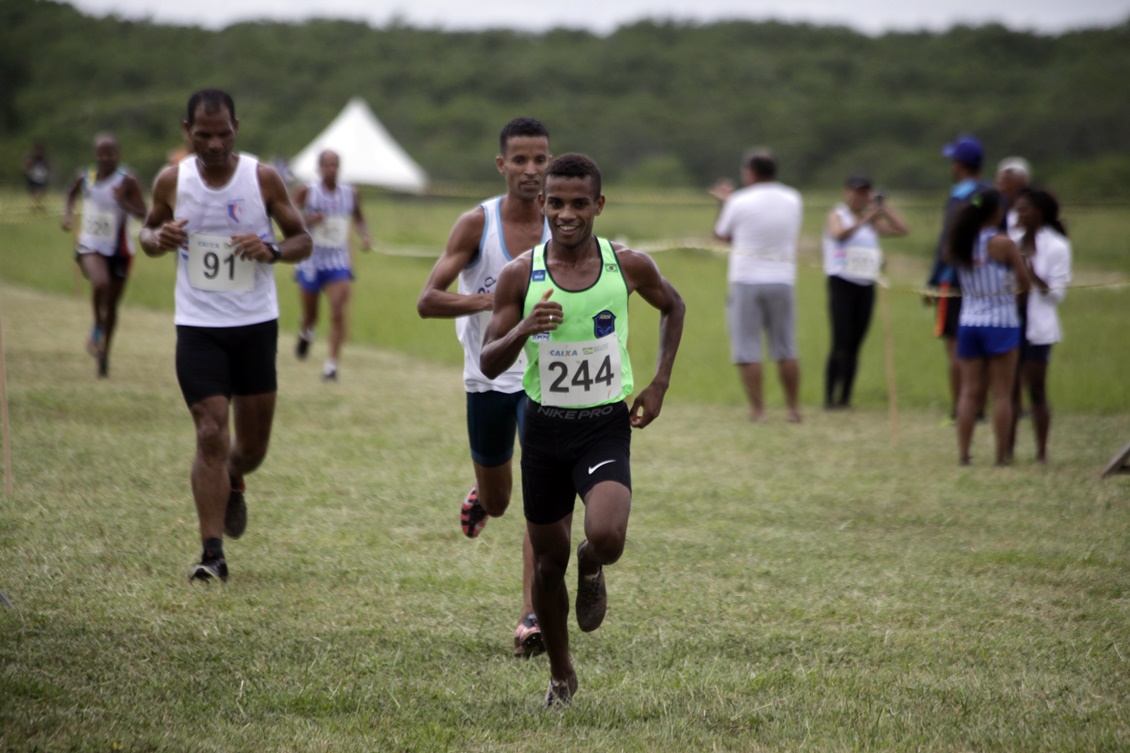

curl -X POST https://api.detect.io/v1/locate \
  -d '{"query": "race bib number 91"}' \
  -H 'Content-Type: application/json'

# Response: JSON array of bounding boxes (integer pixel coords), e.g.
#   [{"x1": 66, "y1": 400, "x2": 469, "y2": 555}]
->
[
  {"x1": 538, "y1": 333, "x2": 622, "y2": 407},
  {"x1": 843, "y1": 245, "x2": 881, "y2": 282},
  {"x1": 187, "y1": 234, "x2": 256, "y2": 292}
]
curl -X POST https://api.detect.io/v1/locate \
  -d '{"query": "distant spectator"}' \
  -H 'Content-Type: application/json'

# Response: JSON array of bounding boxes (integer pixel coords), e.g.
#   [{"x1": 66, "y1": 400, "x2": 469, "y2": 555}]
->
[
  {"x1": 712, "y1": 148, "x2": 804, "y2": 422},
  {"x1": 946, "y1": 188, "x2": 1030, "y2": 466},
  {"x1": 821, "y1": 174, "x2": 908, "y2": 410},
  {"x1": 1008, "y1": 188, "x2": 1071, "y2": 464},
  {"x1": 995, "y1": 156, "x2": 1031, "y2": 239},
  {"x1": 23, "y1": 143, "x2": 50, "y2": 211},
  {"x1": 928, "y1": 135, "x2": 990, "y2": 422}
]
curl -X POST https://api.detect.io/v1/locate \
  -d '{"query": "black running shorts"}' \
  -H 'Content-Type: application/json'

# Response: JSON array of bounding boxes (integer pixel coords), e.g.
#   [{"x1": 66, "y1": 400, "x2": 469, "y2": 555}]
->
[
  {"x1": 175, "y1": 319, "x2": 278, "y2": 407},
  {"x1": 466, "y1": 390, "x2": 525, "y2": 467},
  {"x1": 520, "y1": 399, "x2": 632, "y2": 525}
]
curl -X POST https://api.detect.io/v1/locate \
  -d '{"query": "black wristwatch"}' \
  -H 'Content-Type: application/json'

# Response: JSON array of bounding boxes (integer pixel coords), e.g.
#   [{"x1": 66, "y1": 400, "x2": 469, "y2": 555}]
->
[{"x1": 265, "y1": 242, "x2": 282, "y2": 264}]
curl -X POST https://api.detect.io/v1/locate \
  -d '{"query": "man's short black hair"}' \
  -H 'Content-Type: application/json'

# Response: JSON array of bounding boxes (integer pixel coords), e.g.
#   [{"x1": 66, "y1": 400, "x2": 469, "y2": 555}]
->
[
  {"x1": 744, "y1": 149, "x2": 777, "y2": 180},
  {"x1": 499, "y1": 117, "x2": 549, "y2": 153},
  {"x1": 187, "y1": 88, "x2": 236, "y2": 126},
  {"x1": 545, "y1": 153, "x2": 601, "y2": 198}
]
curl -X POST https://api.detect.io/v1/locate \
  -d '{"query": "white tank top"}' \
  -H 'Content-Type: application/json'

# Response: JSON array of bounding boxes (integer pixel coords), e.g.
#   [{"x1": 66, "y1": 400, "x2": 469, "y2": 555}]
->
[
  {"x1": 77, "y1": 168, "x2": 133, "y2": 257},
  {"x1": 822, "y1": 204, "x2": 881, "y2": 285},
  {"x1": 456, "y1": 196, "x2": 550, "y2": 393},
  {"x1": 297, "y1": 180, "x2": 354, "y2": 272},
  {"x1": 172, "y1": 155, "x2": 279, "y2": 327}
]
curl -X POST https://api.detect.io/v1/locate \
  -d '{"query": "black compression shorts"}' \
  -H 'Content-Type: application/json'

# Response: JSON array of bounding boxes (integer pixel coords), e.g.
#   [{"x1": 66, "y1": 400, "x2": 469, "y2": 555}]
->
[
  {"x1": 175, "y1": 319, "x2": 278, "y2": 407},
  {"x1": 520, "y1": 399, "x2": 631, "y2": 525}
]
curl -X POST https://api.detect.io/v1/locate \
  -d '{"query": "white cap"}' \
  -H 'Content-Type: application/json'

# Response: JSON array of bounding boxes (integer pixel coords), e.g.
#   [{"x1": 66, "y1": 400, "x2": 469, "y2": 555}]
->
[{"x1": 997, "y1": 156, "x2": 1031, "y2": 180}]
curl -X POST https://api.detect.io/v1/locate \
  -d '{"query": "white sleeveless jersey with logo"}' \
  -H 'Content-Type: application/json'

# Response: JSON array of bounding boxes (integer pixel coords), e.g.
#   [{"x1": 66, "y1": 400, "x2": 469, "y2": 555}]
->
[
  {"x1": 296, "y1": 180, "x2": 354, "y2": 275},
  {"x1": 456, "y1": 196, "x2": 550, "y2": 393},
  {"x1": 956, "y1": 228, "x2": 1020, "y2": 329},
  {"x1": 173, "y1": 154, "x2": 279, "y2": 327},
  {"x1": 77, "y1": 168, "x2": 133, "y2": 257}
]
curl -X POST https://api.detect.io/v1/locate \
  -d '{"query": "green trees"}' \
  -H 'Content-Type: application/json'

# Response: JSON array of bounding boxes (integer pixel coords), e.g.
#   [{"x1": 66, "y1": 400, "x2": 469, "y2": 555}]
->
[{"x1": 3, "y1": 0, "x2": 1128, "y2": 195}]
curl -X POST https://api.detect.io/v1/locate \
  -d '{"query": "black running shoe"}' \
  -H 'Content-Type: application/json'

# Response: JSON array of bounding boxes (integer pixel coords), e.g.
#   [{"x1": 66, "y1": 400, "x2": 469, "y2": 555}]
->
[
  {"x1": 189, "y1": 556, "x2": 228, "y2": 582},
  {"x1": 460, "y1": 485, "x2": 488, "y2": 538},
  {"x1": 513, "y1": 612, "x2": 545, "y2": 658},
  {"x1": 225, "y1": 476, "x2": 247, "y2": 539},
  {"x1": 575, "y1": 541, "x2": 607, "y2": 633},
  {"x1": 97, "y1": 353, "x2": 109, "y2": 379}
]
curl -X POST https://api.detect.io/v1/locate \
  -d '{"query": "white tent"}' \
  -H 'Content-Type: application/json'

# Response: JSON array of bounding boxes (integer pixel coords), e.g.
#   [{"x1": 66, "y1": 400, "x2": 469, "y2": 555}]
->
[{"x1": 291, "y1": 98, "x2": 428, "y2": 193}]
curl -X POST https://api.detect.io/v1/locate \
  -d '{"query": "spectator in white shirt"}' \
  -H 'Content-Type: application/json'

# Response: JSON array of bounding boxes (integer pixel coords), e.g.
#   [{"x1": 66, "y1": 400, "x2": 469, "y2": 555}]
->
[
  {"x1": 711, "y1": 149, "x2": 804, "y2": 422},
  {"x1": 1008, "y1": 187, "x2": 1071, "y2": 464}
]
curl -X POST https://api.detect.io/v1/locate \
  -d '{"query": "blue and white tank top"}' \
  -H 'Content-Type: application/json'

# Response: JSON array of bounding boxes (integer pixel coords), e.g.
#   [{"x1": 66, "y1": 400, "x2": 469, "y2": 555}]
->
[
  {"x1": 297, "y1": 180, "x2": 355, "y2": 274},
  {"x1": 456, "y1": 196, "x2": 551, "y2": 393},
  {"x1": 172, "y1": 154, "x2": 279, "y2": 328},
  {"x1": 77, "y1": 168, "x2": 133, "y2": 257},
  {"x1": 956, "y1": 228, "x2": 1020, "y2": 328}
]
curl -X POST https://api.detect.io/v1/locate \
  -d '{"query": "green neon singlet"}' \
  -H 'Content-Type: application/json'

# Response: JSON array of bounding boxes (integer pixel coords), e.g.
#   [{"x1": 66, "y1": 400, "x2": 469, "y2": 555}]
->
[{"x1": 522, "y1": 238, "x2": 633, "y2": 408}]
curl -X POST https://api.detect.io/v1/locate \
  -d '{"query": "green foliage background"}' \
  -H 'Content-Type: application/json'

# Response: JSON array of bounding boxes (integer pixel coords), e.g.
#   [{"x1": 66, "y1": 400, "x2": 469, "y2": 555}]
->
[{"x1": 2, "y1": 0, "x2": 1130, "y2": 196}]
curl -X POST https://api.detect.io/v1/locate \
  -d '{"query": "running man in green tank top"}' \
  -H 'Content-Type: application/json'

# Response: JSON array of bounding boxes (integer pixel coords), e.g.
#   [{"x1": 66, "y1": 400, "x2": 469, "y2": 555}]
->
[{"x1": 481, "y1": 154, "x2": 686, "y2": 707}]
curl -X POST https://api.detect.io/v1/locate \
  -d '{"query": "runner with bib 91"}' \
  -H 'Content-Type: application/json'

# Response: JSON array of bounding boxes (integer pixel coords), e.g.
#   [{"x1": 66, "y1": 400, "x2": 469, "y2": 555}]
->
[{"x1": 480, "y1": 153, "x2": 686, "y2": 707}]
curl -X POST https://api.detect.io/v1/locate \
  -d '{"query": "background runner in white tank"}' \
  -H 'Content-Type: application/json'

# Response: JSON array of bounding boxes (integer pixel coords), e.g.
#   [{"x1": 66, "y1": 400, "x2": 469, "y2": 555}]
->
[
  {"x1": 417, "y1": 118, "x2": 553, "y2": 659},
  {"x1": 61, "y1": 133, "x2": 147, "y2": 378}
]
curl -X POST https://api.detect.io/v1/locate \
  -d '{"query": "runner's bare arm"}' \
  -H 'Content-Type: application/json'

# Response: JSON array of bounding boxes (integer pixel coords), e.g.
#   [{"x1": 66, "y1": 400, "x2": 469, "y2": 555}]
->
[
  {"x1": 416, "y1": 207, "x2": 493, "y2": 319},
  {"x1": 138, "y1": 166, "x2": 183, "y2": 257},
  {"x1": 230, "y1": 164, "x2": 311, "y2": 264},
  {"x1": 351, "y1": 187, "x2": 371, "y2": 250},
  {"x1": 479, "y1": 254, "x2": 561, "y2": 379},
  {"x1": 60, "y1": 170, "x2": 85, "y2": 232},
  {"x1": 117, "y1": 174, "x2": 148, "y2": 220},
  {"x1": 994, "y1": 236, "x2": 1031, "y2": 294},
  {"x1": 618, "y1": 247, "x2": 686, "y2": 428}
]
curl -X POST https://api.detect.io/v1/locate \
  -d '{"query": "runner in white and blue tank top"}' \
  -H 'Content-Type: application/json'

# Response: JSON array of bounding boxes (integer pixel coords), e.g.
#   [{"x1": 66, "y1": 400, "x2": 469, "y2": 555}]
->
[
  {"x1": 291, "y1": 150, "x2": 371, "y2": 381},
  {"x1": 294, "y1": 180, "x2": 357, "y2": 286}
]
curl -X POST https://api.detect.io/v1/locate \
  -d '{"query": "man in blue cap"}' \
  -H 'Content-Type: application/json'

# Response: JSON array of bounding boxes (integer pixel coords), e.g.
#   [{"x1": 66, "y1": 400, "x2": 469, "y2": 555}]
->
[{"x1": 927, "y1": 135, "x2": 990, "y2": 422}]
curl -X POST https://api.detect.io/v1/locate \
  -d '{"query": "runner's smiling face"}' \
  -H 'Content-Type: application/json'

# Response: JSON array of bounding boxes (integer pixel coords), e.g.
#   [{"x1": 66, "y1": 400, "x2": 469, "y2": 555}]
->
[
  {"x1": 540, "y1": 174, "x2": 605, "y2": 252},
  {"x1": 497, "y1": 135, "x2": 550, "y2": 201},
  {"x1": 186, "y1": 106, "x2": 238, "y2": 171}
]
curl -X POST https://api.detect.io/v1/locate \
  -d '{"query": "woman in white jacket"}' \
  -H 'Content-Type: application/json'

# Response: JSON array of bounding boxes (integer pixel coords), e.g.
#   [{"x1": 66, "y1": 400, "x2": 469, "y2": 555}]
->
[{"x1": 1009, "y1": 188, "x2": 1071, "y2": 464}]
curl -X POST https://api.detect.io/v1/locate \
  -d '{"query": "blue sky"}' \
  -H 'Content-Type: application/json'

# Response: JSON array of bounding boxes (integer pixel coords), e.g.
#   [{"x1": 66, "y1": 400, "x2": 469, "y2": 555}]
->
[{"x1": 67, "y1": 0, "x2": 1130, "y2": 35}]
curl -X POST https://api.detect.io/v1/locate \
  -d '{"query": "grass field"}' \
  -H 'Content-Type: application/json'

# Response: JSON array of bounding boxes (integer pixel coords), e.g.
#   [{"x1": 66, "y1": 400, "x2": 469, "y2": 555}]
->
[
  {"x1": 2, "y1": 189, "x2": 1127, "y2": 413},
  {"x1": 0, "y1": 284, "x2": 1128, "y2": 751},
  {"x1": 1, "y1": 190, "x2": 1129, "y2": 750}
]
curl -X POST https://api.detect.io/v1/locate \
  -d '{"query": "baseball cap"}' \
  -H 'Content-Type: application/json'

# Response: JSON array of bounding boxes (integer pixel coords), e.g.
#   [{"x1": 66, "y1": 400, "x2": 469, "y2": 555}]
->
[
  {"x1": 844, "y1": 174, "x2": 872, "y2": 190},
  {"x1": 942, "y1": 136, "x2": 984, "y2": 167}
]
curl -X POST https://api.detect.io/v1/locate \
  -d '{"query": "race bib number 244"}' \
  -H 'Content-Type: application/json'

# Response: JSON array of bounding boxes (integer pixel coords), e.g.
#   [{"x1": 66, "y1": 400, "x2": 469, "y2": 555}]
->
[{"x1": 538, "y1": 334, "x2": 622, "y2": 407}]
